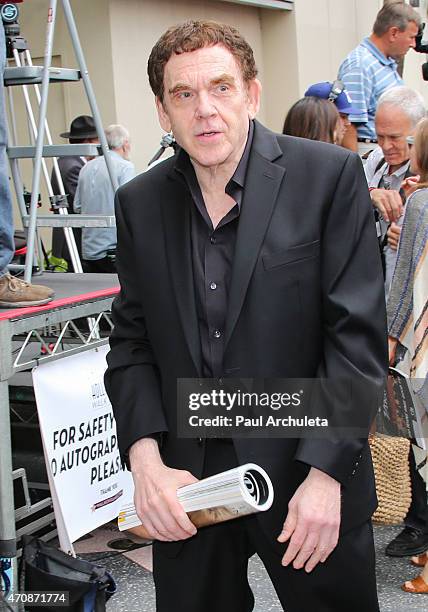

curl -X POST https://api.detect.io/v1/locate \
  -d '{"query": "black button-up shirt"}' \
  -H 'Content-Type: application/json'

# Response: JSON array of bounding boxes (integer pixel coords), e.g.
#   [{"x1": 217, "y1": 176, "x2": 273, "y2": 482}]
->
[{"x1": 174, "y1": 121, "x2": 254, "y2": 378}]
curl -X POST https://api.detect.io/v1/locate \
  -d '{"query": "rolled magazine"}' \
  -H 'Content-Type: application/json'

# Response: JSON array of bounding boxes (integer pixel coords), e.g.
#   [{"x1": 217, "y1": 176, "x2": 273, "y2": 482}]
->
[{"x1": 118, "y1": 463, "x2": 274, "y2": 538}]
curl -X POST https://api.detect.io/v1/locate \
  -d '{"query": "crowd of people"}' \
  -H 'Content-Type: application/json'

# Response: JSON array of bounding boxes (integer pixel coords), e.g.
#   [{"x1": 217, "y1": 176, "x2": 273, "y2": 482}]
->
[
  {"x1": 282, "y1": 1, "x2": 428, "y2": 596},
  {"x1": 0, "y1": 0, "x2": 427, "y2": 609}
]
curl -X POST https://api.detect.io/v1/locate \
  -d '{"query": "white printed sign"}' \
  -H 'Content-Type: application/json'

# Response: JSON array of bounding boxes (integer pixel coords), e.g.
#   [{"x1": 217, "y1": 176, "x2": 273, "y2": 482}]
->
[{"x1": 32, "y1": 344, "x2": 133, "y2": 552}]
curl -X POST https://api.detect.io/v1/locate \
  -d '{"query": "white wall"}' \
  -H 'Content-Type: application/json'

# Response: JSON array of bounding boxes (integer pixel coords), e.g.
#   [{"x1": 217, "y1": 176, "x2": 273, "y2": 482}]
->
[
  {"x1": 293, "y1": 0, "x2": 380, "y2": 95},
  {"x1": 18, "y1": 0, "x2": 116, "y2": 139}
]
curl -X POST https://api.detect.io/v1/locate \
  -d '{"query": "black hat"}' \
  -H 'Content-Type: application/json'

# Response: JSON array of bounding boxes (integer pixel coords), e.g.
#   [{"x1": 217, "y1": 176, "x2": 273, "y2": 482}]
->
[{"x1": 60, "y1": 115, "x2": 98, "y2": 140}]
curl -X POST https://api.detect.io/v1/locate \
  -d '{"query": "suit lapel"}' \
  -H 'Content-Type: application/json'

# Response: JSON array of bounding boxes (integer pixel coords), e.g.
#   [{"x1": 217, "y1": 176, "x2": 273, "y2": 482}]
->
[
  {"x1": 224, "y1": 124, "x2": 286, "y2": 349},
  {"x1": 161, "y1": 177, "x2": 202, "y2": 376}
]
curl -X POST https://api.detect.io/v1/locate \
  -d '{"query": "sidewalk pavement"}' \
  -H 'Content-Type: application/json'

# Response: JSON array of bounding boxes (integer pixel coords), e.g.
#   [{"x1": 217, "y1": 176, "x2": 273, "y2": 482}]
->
[{"x1": 74, "y1": 524, "x2": 427, "y2": 611}]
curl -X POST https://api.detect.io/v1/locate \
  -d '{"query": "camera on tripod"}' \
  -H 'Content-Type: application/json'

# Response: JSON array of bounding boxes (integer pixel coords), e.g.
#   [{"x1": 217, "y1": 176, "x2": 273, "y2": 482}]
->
[{"x1": 415, "y1": 22, "x2": 428, "y2": 81}]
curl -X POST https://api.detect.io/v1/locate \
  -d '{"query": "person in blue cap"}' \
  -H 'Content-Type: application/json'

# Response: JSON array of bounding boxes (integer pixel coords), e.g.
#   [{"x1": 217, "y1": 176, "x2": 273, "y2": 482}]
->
[{"x1": 304, "y1": 81, "x2": 363, "y2": 147}]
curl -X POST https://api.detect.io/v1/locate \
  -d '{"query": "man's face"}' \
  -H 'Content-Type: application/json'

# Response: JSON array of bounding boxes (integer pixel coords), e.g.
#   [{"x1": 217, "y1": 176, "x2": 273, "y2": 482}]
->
[
  {"x1": 156, "y1": 44, "x2": 261, "y2": 169},
  {"x1": 387, "y1": 22, "x2": 418, "y2": 58},
  {"x1": 83, "y1": 136, "x2": 99, "y2": 161},
  {"x1": 375, "y1": 104, "x2": 413, "y2": 168}
]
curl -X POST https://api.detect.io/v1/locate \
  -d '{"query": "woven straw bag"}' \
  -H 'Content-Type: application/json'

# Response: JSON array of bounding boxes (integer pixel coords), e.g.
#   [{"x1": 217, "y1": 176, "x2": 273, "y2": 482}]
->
[{"x1": 369, "y1": 435, "x2": 412, "y2": 525}]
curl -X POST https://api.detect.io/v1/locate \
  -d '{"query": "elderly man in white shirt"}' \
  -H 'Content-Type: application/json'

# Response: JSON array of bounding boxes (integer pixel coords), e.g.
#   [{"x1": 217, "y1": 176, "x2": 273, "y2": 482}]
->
[
  {"x1": 364, "y1": 86, "x2": 426, "y2": 298},
  {"x1": 74, "y1": 124, "x2": 136, "y2": 273}
]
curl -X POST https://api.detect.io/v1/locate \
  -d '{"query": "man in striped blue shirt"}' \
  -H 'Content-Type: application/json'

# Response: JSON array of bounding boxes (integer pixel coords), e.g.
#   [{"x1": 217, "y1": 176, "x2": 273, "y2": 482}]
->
[{"x1": 338, "y1": 2, "x2": 420, "y2": 153}]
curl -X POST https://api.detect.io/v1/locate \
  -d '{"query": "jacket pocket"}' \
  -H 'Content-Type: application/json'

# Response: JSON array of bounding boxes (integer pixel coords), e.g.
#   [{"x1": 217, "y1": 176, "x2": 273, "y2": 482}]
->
[{"x1": 262, "y1": 240, "x2": 320, "y2": 270}]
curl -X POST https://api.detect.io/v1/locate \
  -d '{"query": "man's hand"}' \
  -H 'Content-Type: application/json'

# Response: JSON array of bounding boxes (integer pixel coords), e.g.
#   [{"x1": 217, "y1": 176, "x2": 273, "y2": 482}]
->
[
  {"x1": 387, "y1": 222, "x2": 401, "y2": 251},
  {"x1": 130, "y1": 438, "x2": 198, "y2": 542},
  {"x1": 370, "y1": 188, "x2": 403, "y2": 223},
  {"x1": 277, "y1": 467, "x2": 341, "y2": 573}
]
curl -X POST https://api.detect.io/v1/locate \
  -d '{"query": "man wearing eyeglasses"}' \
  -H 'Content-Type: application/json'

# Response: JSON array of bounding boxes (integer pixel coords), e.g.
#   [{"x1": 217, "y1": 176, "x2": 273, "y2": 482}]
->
[{"x1": 364, "y1": 86, "x2": 425, "y2": 299}]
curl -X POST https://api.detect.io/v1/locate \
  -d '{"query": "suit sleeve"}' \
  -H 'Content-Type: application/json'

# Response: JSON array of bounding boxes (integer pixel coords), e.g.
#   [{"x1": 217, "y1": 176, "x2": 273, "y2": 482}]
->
[
  {"x1": 294, "y1": 152, "x2": 388, "y2": 485},
  {"x1": 73, "y1": 181, "x2": 81, "y2": 213},
  {"x1": 64, "y1": 159, "x2": 82, "y2": 198},
  {"x1": 104, "y1": 187, "x2": 168, "y2": 461}
]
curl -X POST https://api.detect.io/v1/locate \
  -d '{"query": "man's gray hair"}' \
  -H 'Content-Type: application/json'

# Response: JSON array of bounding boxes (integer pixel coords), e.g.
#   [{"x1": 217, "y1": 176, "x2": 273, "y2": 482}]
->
[
  {"x1": 105, "y1": 124, "x2": 130, "y2": 149},
  {"x1": 377, "y1": 86, "x2": 426, "y2": 127},
  {"x1": 373, "y1": 1, "x2": 420, "y2": 36}
]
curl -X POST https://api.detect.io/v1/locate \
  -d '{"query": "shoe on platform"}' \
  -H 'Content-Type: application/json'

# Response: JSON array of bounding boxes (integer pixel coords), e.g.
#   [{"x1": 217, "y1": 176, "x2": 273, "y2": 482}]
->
[
  {"x1": 385, "y1": 527, "x2": 428, "y2": 557},
  {"x1": 0, "y1": 273, "x2": 54, "y2": 307},
  {"x1": 401, "y1": 575, "x2": 428, "y2": 594},
  {"x1": 411, "y1": 553, "x2": 428, "y2": 568}
]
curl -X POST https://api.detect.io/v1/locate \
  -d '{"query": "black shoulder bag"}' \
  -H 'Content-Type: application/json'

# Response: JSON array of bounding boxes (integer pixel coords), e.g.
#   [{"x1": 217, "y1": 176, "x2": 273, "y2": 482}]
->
[{"x1": 20, "y1": 536, "x2": 116, "y2": 611}]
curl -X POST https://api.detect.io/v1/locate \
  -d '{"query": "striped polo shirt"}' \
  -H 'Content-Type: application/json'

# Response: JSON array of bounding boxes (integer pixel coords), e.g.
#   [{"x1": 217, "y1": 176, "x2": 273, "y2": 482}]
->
[{"x1": 338, "y1": 37, "x2": 403, "y2": 140}]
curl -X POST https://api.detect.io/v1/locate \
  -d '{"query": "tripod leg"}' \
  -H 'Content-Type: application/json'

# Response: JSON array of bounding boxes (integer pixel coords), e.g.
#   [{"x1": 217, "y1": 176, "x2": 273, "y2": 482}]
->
[
  {"x1": 24, "y1": 0, "x2": 57, "y2": 282},
  {"x1": 22, "y1": 49, "x2": 83, "y2": 273}
]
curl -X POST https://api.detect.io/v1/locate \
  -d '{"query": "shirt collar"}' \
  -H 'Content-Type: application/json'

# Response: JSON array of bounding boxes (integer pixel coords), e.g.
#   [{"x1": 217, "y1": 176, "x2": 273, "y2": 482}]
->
[
  {"x1": 361, "y1": 37, "x2": 397, "y2": 68},
  {"x1": 109, "y1": 149, "x2": 123, "y2": 160},
  {"x1": 387, "y1": 159, "x2": 410, "y2": 179}
]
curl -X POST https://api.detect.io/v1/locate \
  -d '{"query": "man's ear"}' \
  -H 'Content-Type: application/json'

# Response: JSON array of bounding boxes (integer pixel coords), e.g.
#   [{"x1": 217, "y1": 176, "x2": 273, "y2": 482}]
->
[
  {"x1": 388, "y1": 26, "x2": 400, "y2": 41},
  {"x1": 246, "y1": 79, "x2": 262, "y2": 120},
  {"x1": 156, "y1": 97, "x2": 172, "y2": 133}
]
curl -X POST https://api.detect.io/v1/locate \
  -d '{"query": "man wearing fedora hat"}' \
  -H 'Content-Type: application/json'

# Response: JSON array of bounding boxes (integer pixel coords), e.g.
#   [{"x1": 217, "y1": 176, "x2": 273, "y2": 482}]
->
[{"x1": 51, "y1": 115, "x2": 99, "y2": 269}]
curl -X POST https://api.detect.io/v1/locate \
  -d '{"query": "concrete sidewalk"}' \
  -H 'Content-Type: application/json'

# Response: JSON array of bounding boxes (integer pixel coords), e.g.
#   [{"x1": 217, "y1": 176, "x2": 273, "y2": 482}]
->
[{"x1": 75, "y1": 524, "x2": 428, "y2": 611}]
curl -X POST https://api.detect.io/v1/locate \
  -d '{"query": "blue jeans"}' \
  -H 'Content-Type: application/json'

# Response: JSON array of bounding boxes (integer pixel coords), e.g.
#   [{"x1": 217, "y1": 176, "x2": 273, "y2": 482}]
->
[{"x1": 0, "y1": 24, "x2": 14, "y2": 277}]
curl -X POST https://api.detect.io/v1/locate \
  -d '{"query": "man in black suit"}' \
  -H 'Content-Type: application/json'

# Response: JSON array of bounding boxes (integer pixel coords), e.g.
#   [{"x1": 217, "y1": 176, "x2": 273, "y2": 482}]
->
[
  {"x1": 105, "y1": 21, "x2": 387, "y2": 612},
  {"x1": 51, "y1": 115, "x2": 99, "y2": 270}
]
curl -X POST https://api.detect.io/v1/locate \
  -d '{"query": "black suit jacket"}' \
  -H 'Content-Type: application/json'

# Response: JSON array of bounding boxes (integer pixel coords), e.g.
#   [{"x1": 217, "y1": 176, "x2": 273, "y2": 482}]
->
[{"x1": 105, "y1": 121, "x2": 387, "y2": 549}]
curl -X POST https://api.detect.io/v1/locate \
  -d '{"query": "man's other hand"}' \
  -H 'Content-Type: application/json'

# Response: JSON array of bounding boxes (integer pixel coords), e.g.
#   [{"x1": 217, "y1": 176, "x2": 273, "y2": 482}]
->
[
  {"x1": 370, "y1": 188, "x2": 403, "y2": 223},
  {"x1": 387, "y1": 222, "x2": 401, "y2": 250},
  {"x1": 130, "y1": 437, "x2": 198, "y2": 542},
  {"x1": 277, "y1": 467, "x2": 341, "y2": 573}
]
